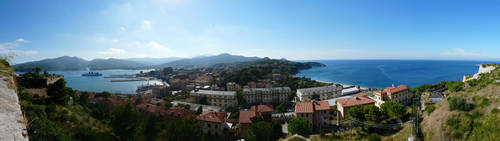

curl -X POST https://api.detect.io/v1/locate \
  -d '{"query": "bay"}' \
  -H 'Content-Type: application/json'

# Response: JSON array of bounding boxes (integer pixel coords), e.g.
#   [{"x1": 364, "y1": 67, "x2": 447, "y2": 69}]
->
[{"x1": 297, "y1": 60, "x2": 499, "y2": 89}]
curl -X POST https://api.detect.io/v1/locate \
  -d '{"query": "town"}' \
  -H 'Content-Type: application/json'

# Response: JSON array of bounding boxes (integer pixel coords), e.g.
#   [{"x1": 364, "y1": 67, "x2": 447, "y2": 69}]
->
[{"x1": 67, "y1": 58, "x2": 423, "y2": 140}]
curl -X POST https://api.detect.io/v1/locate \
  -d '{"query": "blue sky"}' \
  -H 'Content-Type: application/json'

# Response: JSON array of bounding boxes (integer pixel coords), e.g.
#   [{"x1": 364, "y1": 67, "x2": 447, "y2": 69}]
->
[{"x1": 1, "y1": 0, "x2": 500, "y2": 63}]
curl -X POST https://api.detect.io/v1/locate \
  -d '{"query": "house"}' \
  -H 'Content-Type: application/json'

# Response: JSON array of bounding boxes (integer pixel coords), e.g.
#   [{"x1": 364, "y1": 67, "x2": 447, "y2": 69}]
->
[
  {"x1": 197, "y1": 111, "x2": 228, "y2": 137},
  {"x1": 296, "y1": 84, "x2": 343, "y2": 101},
  {"x1": 336, "y1": 96, "x2": 375, "y2": 119},
  {"x1": 226, "y1": 82, "x2": 241, "y2": 91},
  {"x1": 373, "y1": 85, "x2": 410, "y2": 107},
  {"x1": 237, "y1": 105, "x2": 274, "y2": 137},
  {"x1": 295, "y1": 101, "x2": 331, "y2": 129},
  {"x1": 164, "y1": 107, "x2": 192, "y2": 119}
]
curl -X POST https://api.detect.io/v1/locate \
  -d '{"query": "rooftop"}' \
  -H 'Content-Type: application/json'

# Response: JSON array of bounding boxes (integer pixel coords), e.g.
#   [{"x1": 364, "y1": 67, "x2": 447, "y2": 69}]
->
[
  {"x1": 336, "y1": 96, "x2": 375, "y2": 108},
  {"x1": 164, "y1": 107, "x2": 192, "y2": 119},
  {"x1": 374, "y1": 85, "x2": 408, "y2": 96},
  {"x1": 250, "y1": 105, "x2": 274, "y2": 113},
  {"x1": 191, "y1": 90, "x2": 236, "y2": 96},
  {"x1": 196, "y1": 111, "x2": 227, "y2": 123},
  {"x1": 297, "y1": 85, "x2": 341, "y2": 93},
  {"x1": 295, "y1": 102, "x2": 314, "y2": 113},
  {"x1": 313, "y1": 101, "x2": 330, "y2": 111},
  {"x1": 239, "y1": 110, "x2": 257, "y2": 124},
  {"x1": 243, "y1": 87, "x2": 291, "y2": 92}
]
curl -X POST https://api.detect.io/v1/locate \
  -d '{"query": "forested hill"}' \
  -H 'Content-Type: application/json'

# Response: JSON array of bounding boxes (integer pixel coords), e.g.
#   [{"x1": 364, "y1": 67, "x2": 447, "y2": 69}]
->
[
  {"x1": 219, "y1": 58, "x2": 327, "y2": 88},
  {"x1": 158, "y1": 53, "x2": 261, "y2": 68},
  {"x1": 14, "y1": 56, "x2": 150, "y2": 71}
]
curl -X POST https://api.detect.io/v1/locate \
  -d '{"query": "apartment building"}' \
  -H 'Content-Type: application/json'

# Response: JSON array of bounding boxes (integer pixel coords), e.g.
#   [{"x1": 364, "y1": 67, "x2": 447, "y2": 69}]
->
[
  {"x1": 295, "y1": 101, "x2": 331, "y2": 129},
  {"x1": 242, "y1": 87, "x2": 291, "y2": 105},
  {"x1": 373, "y1": 85, "x2": 410, "y2": 107},
  {"x1": 190, "y1": 90, "x2": 237, "y2": 108},
  {"x1": 296, "y1": 84, "x2": 343, "y2": 101}
]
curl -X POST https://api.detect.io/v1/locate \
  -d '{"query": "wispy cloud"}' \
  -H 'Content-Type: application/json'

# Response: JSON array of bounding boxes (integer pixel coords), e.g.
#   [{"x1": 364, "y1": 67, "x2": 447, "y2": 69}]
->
[
  {"x1": 147, "y1": 41, "x2": 168, "y2": 51},
  {"x1": 120, "y1": 26, "x2": 127, "y2": 33},
  {"x1": 0, "y1": 38, "x2": 37, "y2": 56},
  {"x1": 141, "y1": 20, "x2": 152, "y2": 31},
  {"x1": 441, "y1": 48, "x2": 482, "y2": 57},
  {"x1": 98, "y1": 48, "x2": 127, "y2": 55}
]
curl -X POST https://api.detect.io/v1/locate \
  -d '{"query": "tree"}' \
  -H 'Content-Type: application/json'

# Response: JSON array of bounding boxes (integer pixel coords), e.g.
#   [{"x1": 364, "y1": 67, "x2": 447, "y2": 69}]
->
[
  {"x1": 236, "y1": 91, "x2": 246, "y2": 106},
  {"x1": 110, "y1": 103, "x2": 144, "y2": 141},
  {"x1": 271, "y1": 121, "x2": 283, "y2": 140},
  {"x1": 199, "y1": 97, "x2": 209, "y2": 105},
  {"x1": 144, "y1": 114, "x2": 161, "y2": 141},
  {"x1": 448, "y1": 96, "x2": 472, "y2": 111},
  {"x1": 196, "y1": 106, "x2": 203, "y2": 115},
  {"x1": 247, "y1": 121, "x2": 273, "y2": 141},
  {"x1": 287, "y1": 117, "x2": 311, "y2": 137},
  {"x1": 381, "y1": 101, "x2": 405, "y2": 118},
  {"x1": 163, "y1": 119, "x2": 203, "y2": 141},
  {"x1": 47, "y1": 79, "x2": 72, "y2": 105},
  {"x1": 446, "y1": 80, "x2": 463, "y2": 92},
  {"x1": 78, "y1": 92, "x2": 89, "y2": 106},
  {"x1": 276, "y1": 103, "x2": 287, "y2": 113}
]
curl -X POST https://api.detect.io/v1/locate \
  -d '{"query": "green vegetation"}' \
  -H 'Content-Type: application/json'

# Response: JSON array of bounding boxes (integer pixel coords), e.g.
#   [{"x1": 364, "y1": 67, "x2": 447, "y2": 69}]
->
[
  {"x1": 18, "y1": 69, "x2": 204, "y2": 141},
  {"x1": 410, "y1": 81, "x2": 447, "y2": 95},
  {"x1": 247, "y1": 121, "x2": 273, "y2": 141},
  {"x1": 16, "y1": 67, "x2": 49, "y2": 88},
  {"x1": 380, "y1": 102, "x2": 406, "y2": 118},
  {"x1": 220, "y1": 59, "x2": 327, "y2": 89},
  {"x1": 247, "y1": 121, "x2": 282, "y2": 141},
  {"x1": 426, "y1": 104, "x2": 436, "y2": 114},
  {"x1": 287, "y1": 117, "x2": 311, "y2": 137},
  {"x1": 446, "y1": 80, "x2": 464, "y2": 92},
  {"x1": 347, "y1": 104, "x2": 386, "y2": 122},
  {"x1": 448, "y1": 96, "x2": 473, "y2": 111}
]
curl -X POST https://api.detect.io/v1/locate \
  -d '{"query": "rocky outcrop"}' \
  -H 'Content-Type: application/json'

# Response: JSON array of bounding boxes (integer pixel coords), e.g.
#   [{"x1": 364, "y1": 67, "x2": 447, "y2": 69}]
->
[
  {"x1": 463, "y1": 64, "x2": 497, "y2": 82},
  {"x1": 0, "y1": 75, "x2": 28, "y2": 140}
]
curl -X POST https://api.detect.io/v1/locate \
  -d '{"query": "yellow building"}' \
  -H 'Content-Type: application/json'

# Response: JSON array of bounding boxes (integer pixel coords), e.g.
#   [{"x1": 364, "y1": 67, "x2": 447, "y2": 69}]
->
[
  {"x1": 374, "y1": 85, "x2": 410, "y2": 107},
  {"x1": 191, "y1": 90, "x2": 237, "y2": 108}
]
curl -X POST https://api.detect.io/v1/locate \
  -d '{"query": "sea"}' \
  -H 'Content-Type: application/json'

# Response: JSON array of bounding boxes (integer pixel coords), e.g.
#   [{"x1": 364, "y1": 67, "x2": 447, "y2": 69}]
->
[
  {"x1": 297, "y1": 60, "x2": 499, "y2": 89},
  {"x1": 18, "y1": 69, "x2": 162, "y2": 94}
]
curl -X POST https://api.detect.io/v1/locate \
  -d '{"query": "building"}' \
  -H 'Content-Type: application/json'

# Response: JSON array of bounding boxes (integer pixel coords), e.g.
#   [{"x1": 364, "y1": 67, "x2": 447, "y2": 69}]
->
[
  {"x1": 196, "y1": 111, "x2": 228, "y2": 137},
  {"x1": 421, "y1": 92, "x2": 444, "y2": 109},
  {"x1": 294, "y1": 101, "x2": 331, "y2": 129},
  {"x1": 373, "y1": 85, "x2": 410, "y2": 107},
  {"x1": 336, "y1": 96, "x2": 376, "y2": 119},
  {"x1": 164, "y1": 107, "x2": 192, "y2": 119},
  {"x1": 152, "y1": 86, "x2": 171, "y2": 98},
  {"x1": 226, "y1": 82, "x2": 241, "y2": 91},
  {"x1": 190, "y1": 90, "x2": 237, "y2": 108},
  {"x1": 296, "y1": 84, "x2": 343, "y2": 101},
  {"x1": 242, "y1": 87, "x2": 291, "y2": 105},
  {"x1": 237, "y1": 105, "x2": 274, "y2": 137}
]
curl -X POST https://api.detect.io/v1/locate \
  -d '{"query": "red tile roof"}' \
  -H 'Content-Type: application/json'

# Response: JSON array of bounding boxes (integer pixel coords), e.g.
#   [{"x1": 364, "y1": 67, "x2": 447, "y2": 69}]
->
[
  {"x1": 239, "y1": 110, "x2": 257, "y2": 124},
  {"x1": 196, "y1": 111, "x2": 227, "y2": 123},
  {"x1": 313, "y1": 101, "x2": 330, "y2": 111},
  {"x1": 164, "y1": 107, "x2": 192, "y2": 119},
  {"x1": 375, "y1": 85, "x2": 408, "y2": 96},
  {"x1": 336, "y1": 96, "x2": 375, "y2": 108},
  {"x1": 251, "y1": 105, "x2": 274, "y2": 113},
  {"x1": 295, "y1": 102, "x2": 314, "y2": 113}
]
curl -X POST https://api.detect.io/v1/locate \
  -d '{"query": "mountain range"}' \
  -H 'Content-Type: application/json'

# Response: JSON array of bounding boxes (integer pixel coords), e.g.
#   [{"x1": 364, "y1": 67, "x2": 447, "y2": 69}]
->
[{"x1": 13, "y1": 53, "x2": 262, "y2": 71}]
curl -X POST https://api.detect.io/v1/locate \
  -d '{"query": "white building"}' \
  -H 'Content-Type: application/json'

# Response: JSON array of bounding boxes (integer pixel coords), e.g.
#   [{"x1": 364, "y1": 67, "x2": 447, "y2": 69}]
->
[{"x1": 296, "y1": 84, "x2": 343, "y2": 101}]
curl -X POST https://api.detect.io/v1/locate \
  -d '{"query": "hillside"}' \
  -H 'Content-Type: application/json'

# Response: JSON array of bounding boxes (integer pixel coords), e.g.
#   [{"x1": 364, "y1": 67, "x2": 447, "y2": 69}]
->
[
  {"x1": 420, "y1": 64, "x2": 500, "y2": 141},
  {"x1": 14, "y1": 56, "x2": 150, "y2": 71},
  {"x1": 125, "y1": 57, "x2": 181, "y2": 65},
  {"x1": 158, "y1": 53, "x2": 260, "y2": 68}
]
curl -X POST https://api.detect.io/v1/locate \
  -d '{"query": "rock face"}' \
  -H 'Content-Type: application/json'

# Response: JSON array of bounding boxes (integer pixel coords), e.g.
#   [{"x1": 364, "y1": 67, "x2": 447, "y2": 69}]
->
[
  {"x1": 0, "y1": 76, "x2": 29, "y2": 140},
  {"x1": 463, "y1": 64, "x2": 497, "y2": 82}
]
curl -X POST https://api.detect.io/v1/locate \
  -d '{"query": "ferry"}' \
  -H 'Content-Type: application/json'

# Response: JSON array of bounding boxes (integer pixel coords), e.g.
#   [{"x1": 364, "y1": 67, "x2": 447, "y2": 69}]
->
[{"x1": 82, "y1": 72, "x2": 103, "y2": 77}]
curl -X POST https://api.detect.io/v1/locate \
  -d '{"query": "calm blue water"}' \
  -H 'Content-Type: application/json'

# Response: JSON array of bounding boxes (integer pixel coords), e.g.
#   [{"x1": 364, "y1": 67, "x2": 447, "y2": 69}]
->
[
  {"x1": 18, "y1": 69, "x2": 160, "y2": 94},
  {"x1": 297, "y1": 60, "x2": 499, "y2": 89}
]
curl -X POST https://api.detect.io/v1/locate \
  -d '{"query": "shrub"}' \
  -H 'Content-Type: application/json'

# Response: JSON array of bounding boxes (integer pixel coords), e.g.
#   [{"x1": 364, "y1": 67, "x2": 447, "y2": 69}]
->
[
  {"x1": 287, "y1": 117, "x2": 311, "y2": 137},
  {"x1": 426, "y1": 105, "x2": 436, "y2": 115},
  {"x1": 446, "y1": 81, "x2": 463, "y2": 92},
  {"x1": 367, "y1": 133, "x2": 381, "y2": 141},
  {"x1": 448, "y1": 96, "x2": 472, "y2": 111}
]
